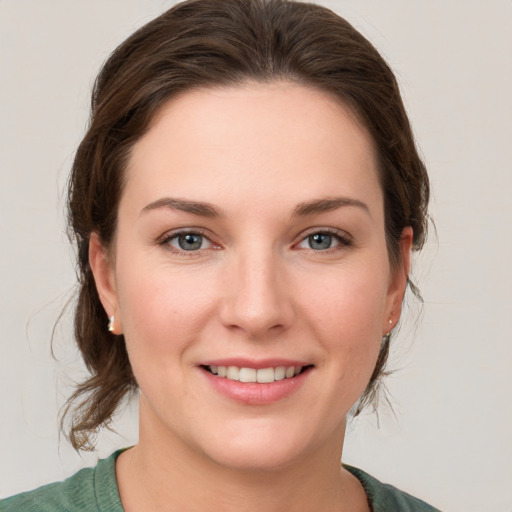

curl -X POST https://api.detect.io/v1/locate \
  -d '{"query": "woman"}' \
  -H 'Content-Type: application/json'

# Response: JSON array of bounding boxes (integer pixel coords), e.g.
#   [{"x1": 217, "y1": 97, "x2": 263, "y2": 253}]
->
[{"x1": 2, "y1": 0, "x2": 438, "y2": 510}]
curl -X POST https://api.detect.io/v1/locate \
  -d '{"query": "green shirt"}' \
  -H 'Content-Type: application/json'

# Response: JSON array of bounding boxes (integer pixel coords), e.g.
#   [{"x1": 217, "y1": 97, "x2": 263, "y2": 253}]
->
[{"x1": 1, "y1": 451, "x2": 441, "y2": 511}]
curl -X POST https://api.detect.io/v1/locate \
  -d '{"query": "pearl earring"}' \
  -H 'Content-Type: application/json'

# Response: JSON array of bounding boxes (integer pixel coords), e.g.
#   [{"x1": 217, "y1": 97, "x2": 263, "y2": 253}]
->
[
  {"x1": 382, "y1": 318, "x2": 393, "y2": 342},
  {"x1": 108, "y1": 315, "x2": 115, "y2": 333}
]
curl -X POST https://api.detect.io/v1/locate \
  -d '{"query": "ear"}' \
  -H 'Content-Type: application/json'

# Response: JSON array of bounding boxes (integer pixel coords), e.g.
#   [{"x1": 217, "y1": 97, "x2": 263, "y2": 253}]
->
[
  {"x1": 89, "y1": 232, "x2": 123, "y2": 334},
  {"x1": 383, "y1": 227, "x2": 413, "y2": 335}
]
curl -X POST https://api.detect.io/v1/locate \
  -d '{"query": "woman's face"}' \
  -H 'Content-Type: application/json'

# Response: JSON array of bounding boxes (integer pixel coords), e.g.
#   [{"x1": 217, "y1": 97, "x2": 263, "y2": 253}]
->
[{"x1": 92, "y1": 82, "x2": 411, "y2": 470}]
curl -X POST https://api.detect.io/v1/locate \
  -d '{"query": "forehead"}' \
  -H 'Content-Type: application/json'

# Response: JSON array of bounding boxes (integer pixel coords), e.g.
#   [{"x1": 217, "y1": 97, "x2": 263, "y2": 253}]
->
[{"x1": 122, "y1": 81, "x2": 382, "y2": 217}]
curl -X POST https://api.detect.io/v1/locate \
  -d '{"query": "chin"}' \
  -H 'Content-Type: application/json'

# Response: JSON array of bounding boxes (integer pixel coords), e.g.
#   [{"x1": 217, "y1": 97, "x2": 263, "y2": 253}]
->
[
  {"x1": 191, "y1": 416, "x2": 339, "y2": 473},
  {"x1": 204, "y1": 438, "x2": 306, "y2": 472}
]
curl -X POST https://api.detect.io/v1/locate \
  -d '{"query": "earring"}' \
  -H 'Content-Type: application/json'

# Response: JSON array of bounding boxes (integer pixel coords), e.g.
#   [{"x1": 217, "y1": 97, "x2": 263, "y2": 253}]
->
[
  {"x1": 108, "y1": 315, "x2": 115, "y2": 333},
  {"x1": 382, "y1": 318, "x2": 393, "y2": 343}
]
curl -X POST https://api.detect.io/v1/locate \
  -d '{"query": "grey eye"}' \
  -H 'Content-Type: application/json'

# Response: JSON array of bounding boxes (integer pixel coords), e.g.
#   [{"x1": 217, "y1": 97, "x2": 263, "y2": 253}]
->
[
  {"x1": 174, "y1": 233, "x2": 206, "y2": 251},
  {"x1": 308, "y1": 233, "x2": 333, "y2": 250}
]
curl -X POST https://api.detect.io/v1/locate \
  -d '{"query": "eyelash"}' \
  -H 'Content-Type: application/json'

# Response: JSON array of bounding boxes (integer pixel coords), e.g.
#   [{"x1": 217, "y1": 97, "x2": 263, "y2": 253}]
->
[
  {"x1": 158, "y1": 228, "x2": 218, "y2": 256},
  {"x1": 158, "y1": 227, "x2": 353, "y2": 255},
  {"x1": 295, "y1": 228, "x2": 353, "y2": 252}
]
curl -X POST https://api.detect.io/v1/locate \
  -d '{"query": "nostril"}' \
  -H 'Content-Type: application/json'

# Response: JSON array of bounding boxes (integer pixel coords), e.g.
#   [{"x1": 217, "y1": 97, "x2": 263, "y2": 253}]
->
[{"x1": 218, "y1": 263, "x2": 294, "y2": 336}]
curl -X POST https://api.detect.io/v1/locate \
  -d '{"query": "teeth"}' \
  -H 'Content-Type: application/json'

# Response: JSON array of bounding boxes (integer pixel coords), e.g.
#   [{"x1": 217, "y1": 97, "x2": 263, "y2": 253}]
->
[
  {"x1": 208, "y1": 365, "x2": 305, "y2": 383},
  {"x1": 274, "y1": 366, "x2": 286, "y2": 381},
  {"x1": 285, "y1": 366, "x2": 295, "y2": 378},
  {"x1": 226, "y1": 366, "x2": 240, "y2": 380},
  {"x1": 239, "y1": 367, "x2": 257, "y2": 383},
  {"x1": 256, "y1": 367, "x2": 274, "y2": 383}
]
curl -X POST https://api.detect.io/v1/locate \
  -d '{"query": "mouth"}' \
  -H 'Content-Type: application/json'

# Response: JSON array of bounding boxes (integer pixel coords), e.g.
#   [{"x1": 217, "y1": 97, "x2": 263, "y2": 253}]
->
[{"x1": 201, "y1": 364, "x2": 313, "y2": 383}]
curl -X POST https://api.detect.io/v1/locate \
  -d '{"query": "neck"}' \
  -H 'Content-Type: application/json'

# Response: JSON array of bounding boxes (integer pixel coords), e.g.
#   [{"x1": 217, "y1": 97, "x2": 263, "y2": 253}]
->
[{"x1": 115, "y1": 399, "x2": 368, "y2": 512}]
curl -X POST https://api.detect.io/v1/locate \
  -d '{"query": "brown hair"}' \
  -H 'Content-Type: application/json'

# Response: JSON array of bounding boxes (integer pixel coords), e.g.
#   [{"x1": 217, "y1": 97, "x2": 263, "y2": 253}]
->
[{"x1": 65, "y1": 0, "x2": 429, "y2": 450}]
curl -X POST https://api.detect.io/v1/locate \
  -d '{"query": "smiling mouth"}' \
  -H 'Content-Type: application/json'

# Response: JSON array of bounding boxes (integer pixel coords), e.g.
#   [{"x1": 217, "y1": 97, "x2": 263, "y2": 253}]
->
[{"x1": 201, "y1": 365, "x2": 313, "y2": 383}]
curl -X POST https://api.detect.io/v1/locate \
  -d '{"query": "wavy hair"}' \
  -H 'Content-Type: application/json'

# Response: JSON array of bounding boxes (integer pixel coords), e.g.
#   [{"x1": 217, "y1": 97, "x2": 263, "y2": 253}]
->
[{"x1": 65, "y1": 0, "x2": 429, "y2": 450}]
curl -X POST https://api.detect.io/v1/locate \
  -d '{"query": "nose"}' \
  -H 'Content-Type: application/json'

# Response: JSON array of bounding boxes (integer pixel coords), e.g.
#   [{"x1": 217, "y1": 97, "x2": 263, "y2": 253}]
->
[{"x1": 219, "y1": 247, "x2": 294, "y2": 338}]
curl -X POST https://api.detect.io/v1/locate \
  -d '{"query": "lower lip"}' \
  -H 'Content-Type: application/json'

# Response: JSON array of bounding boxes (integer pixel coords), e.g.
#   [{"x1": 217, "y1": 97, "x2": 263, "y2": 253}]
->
[{"x1": 201, "y1": 368, "x2": 311, "y2": 405}]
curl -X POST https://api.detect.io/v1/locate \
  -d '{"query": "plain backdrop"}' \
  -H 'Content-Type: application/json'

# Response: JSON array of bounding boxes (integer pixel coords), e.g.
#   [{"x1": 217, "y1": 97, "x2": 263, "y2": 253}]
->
[{"x1": 1, "y1": 1, "x2": 511, "y2": 510}]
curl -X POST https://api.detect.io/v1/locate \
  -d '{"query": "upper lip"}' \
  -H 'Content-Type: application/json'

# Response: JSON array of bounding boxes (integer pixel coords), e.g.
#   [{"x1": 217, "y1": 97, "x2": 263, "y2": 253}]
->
[{"x1": 199, "y1": 358, "x2": 313, "y2": 369}]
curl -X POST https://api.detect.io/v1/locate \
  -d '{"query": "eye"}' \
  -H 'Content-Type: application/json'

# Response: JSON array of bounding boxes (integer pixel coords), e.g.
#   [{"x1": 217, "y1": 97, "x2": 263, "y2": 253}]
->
[
  {"x1": 296, "y1": 230, "x2": 351, "y2": 251},
  {"x1": 165, "y1": 231, "x2": 213, "y2": 252}
]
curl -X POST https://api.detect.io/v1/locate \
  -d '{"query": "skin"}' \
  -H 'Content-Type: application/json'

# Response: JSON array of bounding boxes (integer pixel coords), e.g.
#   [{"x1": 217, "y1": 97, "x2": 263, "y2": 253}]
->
[{"x1": 90, "y1": 81, "x2": 412, "y2": 512}]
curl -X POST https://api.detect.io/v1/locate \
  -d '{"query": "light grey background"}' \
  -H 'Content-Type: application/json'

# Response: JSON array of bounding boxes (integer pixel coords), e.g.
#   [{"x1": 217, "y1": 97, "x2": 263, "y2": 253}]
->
[{"x1": 1, "y1": 1, "x2": 511, "y2": 510}]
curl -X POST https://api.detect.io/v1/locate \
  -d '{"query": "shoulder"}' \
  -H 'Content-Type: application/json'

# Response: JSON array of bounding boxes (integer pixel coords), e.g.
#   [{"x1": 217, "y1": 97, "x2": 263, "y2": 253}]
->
[
  {"x1": 0, "y1": 451, "x2": 123, "y2": 512},
  {"x1": 344, "y1": 465, "x2": 443, "y2": 512},
  {"x1": 1, "y1": 466, "x2": 97, "y2": 512}
]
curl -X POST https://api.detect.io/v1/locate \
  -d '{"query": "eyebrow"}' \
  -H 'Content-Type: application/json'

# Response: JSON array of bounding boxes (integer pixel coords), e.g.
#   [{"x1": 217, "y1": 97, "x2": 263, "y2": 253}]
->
[
  {"x1": 140, "y1": 195, "x2": 369, "y2": 219},
  {"x1": 292, "y1": 196, "x2": 370, "y2": 217},
  {"x1": 141, "y1": 197, "x2": 223, "y2": 218}
]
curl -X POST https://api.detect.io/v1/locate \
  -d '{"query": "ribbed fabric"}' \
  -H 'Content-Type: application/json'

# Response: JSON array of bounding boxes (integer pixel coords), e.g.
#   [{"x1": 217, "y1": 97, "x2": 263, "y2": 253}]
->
[
  {"x1": 1, "y1": 452, "x2": 441, "y2": 511},
  {"x1": 0, "y1": 451, "x2": 123, "y2": 512},
  {"x1": 344, "y1": 465, "x2": 442, "y2": 511}
]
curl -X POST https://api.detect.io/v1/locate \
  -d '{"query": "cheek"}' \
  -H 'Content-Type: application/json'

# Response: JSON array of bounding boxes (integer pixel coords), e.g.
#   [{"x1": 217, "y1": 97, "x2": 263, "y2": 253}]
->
[
  {"x1": 114, "y1": 257, "x2": 219, "y2": 372},
  {"x1": 300, "y1": 263, "x2": 389, "y2": 338},
  {"x1": 296, "y1": 261, "x2": 389, "y2": 381}
]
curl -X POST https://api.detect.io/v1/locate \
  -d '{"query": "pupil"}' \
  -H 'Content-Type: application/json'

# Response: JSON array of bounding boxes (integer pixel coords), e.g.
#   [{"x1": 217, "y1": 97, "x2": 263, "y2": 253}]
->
[
  {"x1": 310, "y1": 233, "x2": 331, "y2": 250},
  {"x1": 179, "y1": 234, "x2": 202, "y2": 250}
]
